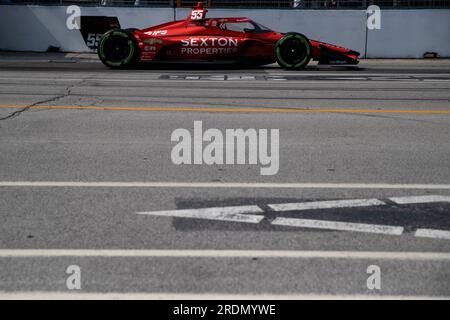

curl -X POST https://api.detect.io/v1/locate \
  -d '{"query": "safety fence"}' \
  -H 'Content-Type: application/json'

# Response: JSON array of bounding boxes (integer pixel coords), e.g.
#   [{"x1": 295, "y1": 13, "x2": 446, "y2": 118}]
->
[{"x1": 2, "y1": 0, "x2": 450, "y2": 8}]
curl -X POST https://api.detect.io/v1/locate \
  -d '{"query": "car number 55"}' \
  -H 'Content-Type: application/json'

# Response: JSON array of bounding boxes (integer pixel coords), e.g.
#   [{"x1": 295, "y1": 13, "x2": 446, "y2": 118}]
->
[{"x1": 190, "y1": 10, "x2": 204, "y2": 20}]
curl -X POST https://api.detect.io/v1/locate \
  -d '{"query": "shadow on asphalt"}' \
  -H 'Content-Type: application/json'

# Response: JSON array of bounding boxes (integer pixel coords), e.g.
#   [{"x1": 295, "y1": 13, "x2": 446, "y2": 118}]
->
[{"x1": 171, "y1": 197, "x2": 450, "y2": 232}]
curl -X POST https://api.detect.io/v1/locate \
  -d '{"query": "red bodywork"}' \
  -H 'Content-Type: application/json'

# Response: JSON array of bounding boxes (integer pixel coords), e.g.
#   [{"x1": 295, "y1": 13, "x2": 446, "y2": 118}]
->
[{"x1": 129, "y1": 3, "x2": 359, "y2": 66}]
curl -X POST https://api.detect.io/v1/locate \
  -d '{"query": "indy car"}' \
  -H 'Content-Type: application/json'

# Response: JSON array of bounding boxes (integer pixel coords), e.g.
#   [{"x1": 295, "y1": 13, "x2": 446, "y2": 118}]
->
[{"x1": 98, "y1": 2, "x2": 359, "y2": 70}]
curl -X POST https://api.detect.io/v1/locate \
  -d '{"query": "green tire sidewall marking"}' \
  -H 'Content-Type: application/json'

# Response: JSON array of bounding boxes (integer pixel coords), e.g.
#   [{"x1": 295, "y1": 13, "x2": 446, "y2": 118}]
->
[
  {"x1": 112, "y1": 31, "x2": 130, "y2": 38},
  {"x1": 98, "y1": 32, "x2": 111, "y2": 60},
  {"x1": 99, "y1": 31, "x2": 135, "y2": 67},
  {"x1": 276, "y1": 34, "x2": 311, "y2": 69},
  {"x1": 275, "y1": 46, "x2": 289, "y2": 68},
  {"x1": 276, "y1": 34, "x2": 310, "y2": 68},
  {"x1": 123, "y1": 39, "x2": 135, "y2": 65}
]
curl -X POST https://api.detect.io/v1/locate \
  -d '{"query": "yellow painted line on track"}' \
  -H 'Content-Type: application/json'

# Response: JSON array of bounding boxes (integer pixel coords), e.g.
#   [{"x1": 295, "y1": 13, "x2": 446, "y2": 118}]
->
[{"x1": 0, "y1": 104, "x2": 449, "y2": 114}]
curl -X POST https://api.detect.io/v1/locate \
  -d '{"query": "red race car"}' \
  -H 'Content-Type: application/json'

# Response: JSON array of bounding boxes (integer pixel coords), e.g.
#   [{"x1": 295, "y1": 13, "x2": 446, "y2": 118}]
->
[{"x1": 98, "y1": 2, "x2": 359, "y2": 70}]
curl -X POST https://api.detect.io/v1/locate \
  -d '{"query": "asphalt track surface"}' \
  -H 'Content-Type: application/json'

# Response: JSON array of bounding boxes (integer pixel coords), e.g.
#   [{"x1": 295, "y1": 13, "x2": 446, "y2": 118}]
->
[{"x1": 0, "y1": 53, "x2": 449, "y2": 299}]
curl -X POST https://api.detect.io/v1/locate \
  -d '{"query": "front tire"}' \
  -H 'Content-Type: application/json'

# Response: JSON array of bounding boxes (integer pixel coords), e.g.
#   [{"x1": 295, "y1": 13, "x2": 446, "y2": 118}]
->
[
  {"x1": 275, "y1": 33, "x2": 311, "y2": 70},
  {"x1": 98, "y1": 29, "x2": 139, "y2": 68}
]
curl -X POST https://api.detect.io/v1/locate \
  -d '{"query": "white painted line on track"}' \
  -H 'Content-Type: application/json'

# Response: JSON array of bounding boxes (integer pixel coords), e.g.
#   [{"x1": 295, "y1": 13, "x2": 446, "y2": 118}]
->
[
  {"x1": 0, "y1": 250, "x2": 449, "y2": 260},
  {"x1": 136, "y1": 205, "x2": 264, "y2": 223},
  {"x1": 1, "y1": 73, "x2": 449, "y2": 80},
  {"x1": 0, "y1": 292, "x2": 447, "y2": 300},
  {"x1": 1, "y1": 181, "x2": 450, "y2": 189},
  {"x1": 268, "y1": 198, "x2": 385, "y2": 212},
  {"x1": 272, "y1": 218, "x2": 404, "y2": 236},
  {"x1": 415, "y1": 229, "x2": 450, "y2": 240},
  {"x1": 389, "y1": 195, "x2": 450, "y2": 204}
]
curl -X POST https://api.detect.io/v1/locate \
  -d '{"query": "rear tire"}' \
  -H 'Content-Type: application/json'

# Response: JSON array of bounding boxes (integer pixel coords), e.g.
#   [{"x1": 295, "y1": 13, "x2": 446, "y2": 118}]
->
[
  {"x1": 98, "y1": 29, "x2": 140, "y2": 69},
  {"x1": 275, "y1": 33, "x2": 311, "y2": 70}
]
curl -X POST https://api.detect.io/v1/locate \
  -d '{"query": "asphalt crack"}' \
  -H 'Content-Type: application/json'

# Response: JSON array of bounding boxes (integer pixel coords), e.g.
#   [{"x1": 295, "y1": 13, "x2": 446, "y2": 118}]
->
[{"x1": 0, "y1": 81, "x2": 82, "y2": 122}]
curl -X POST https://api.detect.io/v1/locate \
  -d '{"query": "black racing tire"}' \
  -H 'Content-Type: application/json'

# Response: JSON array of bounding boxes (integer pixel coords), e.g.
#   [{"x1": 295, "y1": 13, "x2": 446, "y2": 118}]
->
[
  {"x1": 275, "y1": 32, "x2": 312, "y2": 70},
  {"x1": 98, "y1": 29, "x2": 140, "y2": 69}
]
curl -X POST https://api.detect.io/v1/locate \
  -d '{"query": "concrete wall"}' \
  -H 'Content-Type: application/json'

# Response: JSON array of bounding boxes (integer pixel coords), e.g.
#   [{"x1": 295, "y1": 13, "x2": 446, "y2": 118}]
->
[
  {"x1": 0, "y1": 5, "x2": 174, "y2": 52},
  {"x1": 365, "y1": 10, "x2": 450, "y2": 58},
  {"x1": 0, "y1": 5, "x2": 449, "y2": 58}
]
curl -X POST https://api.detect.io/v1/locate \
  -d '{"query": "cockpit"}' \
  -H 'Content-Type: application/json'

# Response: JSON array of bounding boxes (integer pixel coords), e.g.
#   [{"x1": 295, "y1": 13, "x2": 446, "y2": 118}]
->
[{"x1": 210, "y1": 19, "x2": 273, "y2": 34}]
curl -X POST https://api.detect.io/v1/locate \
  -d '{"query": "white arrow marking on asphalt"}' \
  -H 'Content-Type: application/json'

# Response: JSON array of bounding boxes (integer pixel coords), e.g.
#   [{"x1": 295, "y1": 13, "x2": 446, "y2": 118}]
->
[
  {"x1": 389, "y1": 195, "x2": 450, "y2": 205},
  {"x1": 415, "y1": 229, "x2": 450, "y2": 240},
  {"x1": 136, "y1": 205, "x2": 265, "y2": 223},
  {"x1": 268, "y1": 198, "x2": 386, "y2": 212},
  {"x1": 272, "y1": 218, "x2": 404, "y2": 236}
]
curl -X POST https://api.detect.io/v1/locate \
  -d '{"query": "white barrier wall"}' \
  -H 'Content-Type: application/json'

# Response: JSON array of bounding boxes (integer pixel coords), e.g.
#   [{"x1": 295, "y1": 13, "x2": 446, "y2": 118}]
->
[
  {"x1": 0, "y1": 5, "x2": 449, "y2": 58},
  {"x1": 365, "y1": 10, "x2": 450, "y2": 58},
  {"x1": 0, "y1": 5, "x2": 174, "y2": 52}
]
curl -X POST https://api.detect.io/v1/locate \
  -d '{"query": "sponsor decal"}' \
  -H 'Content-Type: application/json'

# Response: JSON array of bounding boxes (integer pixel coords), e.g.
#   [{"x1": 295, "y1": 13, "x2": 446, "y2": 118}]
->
[
  {"x1": 144, "y1": 45, "x2": 156, "y2": 52},
  {"x1": 180, "y1": 37, "x2": 239, "y2": 55},
  {"x1": 145, "y1": 30, "x2": 168, "y2": 36},
  {"x1": 143, "y1": 38, "x2": 163, "y2": 45},
  {"x1": 141, "y1": 38, "x2": 163, "y2": 59}
]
